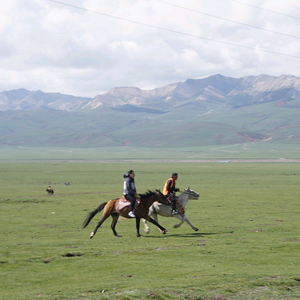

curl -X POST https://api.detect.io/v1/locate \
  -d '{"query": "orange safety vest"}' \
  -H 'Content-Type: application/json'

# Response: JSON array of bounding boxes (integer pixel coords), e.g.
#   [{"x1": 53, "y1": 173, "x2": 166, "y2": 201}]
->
[{"x1": 163, "y1": 178, "x2": 175, "y2": 195}]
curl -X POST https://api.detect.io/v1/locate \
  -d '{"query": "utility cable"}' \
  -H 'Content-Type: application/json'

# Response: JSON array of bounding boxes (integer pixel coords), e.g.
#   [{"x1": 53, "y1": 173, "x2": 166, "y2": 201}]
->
[
  {"x1": 156, "y1": 0, "x2": 300, "y2": 40},
  {"x1": 231, "y1": 0, "x2": 300, "y2": 21},
  {"x1": 48, "y1": 0, "x2": 300, "y2": 59}
]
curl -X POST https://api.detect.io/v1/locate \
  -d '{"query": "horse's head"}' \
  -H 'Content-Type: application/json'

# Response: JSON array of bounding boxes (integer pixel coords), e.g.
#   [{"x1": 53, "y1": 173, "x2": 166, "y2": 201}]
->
[
  {"x1": 139, "y1": 190, "x2": 169, "y2": 206},
  {"x1": 155, "y1": 189, "x2": 169, "y2": 205},
  {"x1": 184, "y1": 187, "x2": 199, "y2": 200}
]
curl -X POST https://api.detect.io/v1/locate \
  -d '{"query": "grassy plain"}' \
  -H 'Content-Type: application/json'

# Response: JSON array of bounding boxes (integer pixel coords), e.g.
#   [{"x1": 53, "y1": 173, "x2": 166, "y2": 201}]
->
[
  {"x1": 1, "y1": 143, "x2": 300, "y2": 160},
  {"x1": 1, "y1": 146, "x2": 300, "y2": 299}
]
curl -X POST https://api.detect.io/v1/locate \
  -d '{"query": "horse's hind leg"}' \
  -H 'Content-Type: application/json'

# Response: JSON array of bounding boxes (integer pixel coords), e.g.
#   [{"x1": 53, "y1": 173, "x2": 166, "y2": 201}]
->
[
  {"x1": 90, "y1": 211, "x2": 111, "y2": 239},
  {"x1": 111, "y1": 213, "x2": 121, "y2": 237},
  {"x1": 90, "y1": 217, "x2": 105, "y2": 238},
  {"x1": 142, "y1": 218, "x2": 150, "y2": 233},
  {"x1": 173, "y1": 215, "x2": 184, "y2": 228},
  {"x1": 142, "y1": 211, "x2": 157, "y2": 234}
]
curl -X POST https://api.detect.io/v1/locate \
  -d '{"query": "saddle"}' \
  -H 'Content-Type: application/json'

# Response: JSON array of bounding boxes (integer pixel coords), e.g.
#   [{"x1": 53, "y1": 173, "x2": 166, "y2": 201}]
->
[{"x1": 117, "y1": 196, "x2": 141, "y2": 211}]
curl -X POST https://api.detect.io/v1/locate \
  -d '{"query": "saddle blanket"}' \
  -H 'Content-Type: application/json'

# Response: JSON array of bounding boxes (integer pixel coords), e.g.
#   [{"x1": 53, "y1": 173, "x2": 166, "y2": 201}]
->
[
  {"x1": 176, "y1": 199, "x2": 185, "y2": 216},
  {"x1": 117, "y1": 196, "x2": 140, "y2": 211}
]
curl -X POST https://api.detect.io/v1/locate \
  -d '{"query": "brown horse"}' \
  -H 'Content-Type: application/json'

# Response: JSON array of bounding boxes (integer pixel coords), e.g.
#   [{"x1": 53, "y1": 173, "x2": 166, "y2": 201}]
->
[{"x1": 82, "y1": 190, "x2": 169, "y2": 238}]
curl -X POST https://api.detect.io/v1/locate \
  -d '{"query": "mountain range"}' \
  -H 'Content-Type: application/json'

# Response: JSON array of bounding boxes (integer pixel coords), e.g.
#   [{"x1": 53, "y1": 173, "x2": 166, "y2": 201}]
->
[{"x1": 0, "y1": 74, "x2": 300, "y2": 147}]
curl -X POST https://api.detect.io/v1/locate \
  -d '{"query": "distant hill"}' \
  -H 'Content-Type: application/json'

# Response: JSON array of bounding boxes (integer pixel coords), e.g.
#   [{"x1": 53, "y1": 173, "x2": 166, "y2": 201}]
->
[
  {"x1": 84, "y1": 74, "x2": 300, "y2": 111},
  {"x1": 2, "y1": 74, "x2": 300, "y2": 112},
  {"x1": 1, "y1": 74, "x2": 300, "y2": 147},
  {"x1": 0, "y1": 89, "x2": 91, "y2": 111}
]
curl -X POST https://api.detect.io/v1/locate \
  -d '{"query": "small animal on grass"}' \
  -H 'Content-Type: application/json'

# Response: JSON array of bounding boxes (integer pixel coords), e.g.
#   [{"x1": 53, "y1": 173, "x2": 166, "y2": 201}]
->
[
  {"x1": 46, "y1": 186, "x2": 54, "y2": 195},
  {"x1": 143, "y1": 188, "x2": 200, "y2": 233},
  {"x1": 82, "y1": 190, "x2": 170, "y2": 238}
]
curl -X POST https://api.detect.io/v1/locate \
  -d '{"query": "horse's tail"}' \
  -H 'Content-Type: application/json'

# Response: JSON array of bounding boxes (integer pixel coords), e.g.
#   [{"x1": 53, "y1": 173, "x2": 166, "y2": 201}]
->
[{"x1": 82, "y1": 202, "x2": 107, "y2": 228}]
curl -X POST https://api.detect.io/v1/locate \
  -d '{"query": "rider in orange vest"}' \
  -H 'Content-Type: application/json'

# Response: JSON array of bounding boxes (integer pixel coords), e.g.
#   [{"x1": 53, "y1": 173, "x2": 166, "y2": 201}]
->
[{"x1": 163, "y1": 172, "x2": 180, "y2": 215}]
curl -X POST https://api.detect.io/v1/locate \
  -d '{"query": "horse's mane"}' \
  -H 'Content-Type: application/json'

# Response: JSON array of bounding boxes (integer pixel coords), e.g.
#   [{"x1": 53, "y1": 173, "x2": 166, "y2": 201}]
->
[{"x1": 138, "y1": 190, "x2": 157, "y2": 199}]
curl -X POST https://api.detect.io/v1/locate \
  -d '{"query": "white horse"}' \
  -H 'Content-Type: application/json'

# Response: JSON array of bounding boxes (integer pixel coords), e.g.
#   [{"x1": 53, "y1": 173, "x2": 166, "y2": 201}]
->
[{"x1": 143, "y1": 188, "x2": 200, "y2": 233}]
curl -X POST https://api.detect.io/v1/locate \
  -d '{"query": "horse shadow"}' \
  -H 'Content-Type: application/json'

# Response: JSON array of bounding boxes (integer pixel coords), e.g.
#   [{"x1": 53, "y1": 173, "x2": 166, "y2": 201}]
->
[{"x1": 144, "y1": 231, "x2": 223, "y2": 239}]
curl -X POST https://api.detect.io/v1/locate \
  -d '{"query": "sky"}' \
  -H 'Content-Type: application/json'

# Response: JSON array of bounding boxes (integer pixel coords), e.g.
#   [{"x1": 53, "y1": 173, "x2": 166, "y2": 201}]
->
[{"x1": 1, "y1": 0, "x2": 300, "y2": 97}]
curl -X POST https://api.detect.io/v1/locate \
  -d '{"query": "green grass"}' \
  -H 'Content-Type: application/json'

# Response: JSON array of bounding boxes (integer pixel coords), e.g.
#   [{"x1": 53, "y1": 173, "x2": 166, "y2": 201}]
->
[
  {"x1": 0, "y1": 143, "x2": 300, "y2": 161},
  {"x1": 1, "y1": 152, "x2": 300, "y2": 299}
]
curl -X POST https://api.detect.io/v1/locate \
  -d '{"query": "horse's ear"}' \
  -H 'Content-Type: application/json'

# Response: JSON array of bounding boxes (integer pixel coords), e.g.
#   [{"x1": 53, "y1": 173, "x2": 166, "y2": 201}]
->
[{"x1": 188, "y1": 187, "x2": 190, "y2": 190}]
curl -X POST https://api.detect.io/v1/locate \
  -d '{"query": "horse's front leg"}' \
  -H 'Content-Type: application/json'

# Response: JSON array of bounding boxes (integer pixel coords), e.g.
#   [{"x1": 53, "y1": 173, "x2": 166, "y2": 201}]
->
[
  {"x1": 147, "y1": 217, "x2": 167, "y2": 234},
  {"x1": 181, "y1": 215, "x2": 199, "y2": 231},
  {"x1": 136, "y1": 217, "x2": 142, "y2": 237},
  {"x1": 152, "y1": 213, "x2": 164, "y2": 233}
]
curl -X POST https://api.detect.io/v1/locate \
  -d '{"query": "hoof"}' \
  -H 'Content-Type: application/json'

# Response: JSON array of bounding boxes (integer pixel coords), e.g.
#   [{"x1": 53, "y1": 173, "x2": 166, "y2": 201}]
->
[
  {"x1": 115, "y1": 235, "x2": 122, "y2": 238},
  {"x1": 162, "y1": 230, "x2": 167, "y2": 235},
  {"x1": 90, "y1": 232, "x2": 94, "y2": 239},
  {"x1": 195, "y1": 228, "x2": 199, "y2": 231}
]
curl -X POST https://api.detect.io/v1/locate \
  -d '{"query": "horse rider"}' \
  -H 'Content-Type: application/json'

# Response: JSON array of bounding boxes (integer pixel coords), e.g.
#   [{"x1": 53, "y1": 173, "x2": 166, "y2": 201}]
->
[
  {"x1": 123, "y1": 170, "x2": 137, "y2": 218},
  {"x1": 46, "y1": 186, "x2": 53, "y2": 194},
  {"x1": 163, "y1": 172, "x2": 180, "y2": 215}
]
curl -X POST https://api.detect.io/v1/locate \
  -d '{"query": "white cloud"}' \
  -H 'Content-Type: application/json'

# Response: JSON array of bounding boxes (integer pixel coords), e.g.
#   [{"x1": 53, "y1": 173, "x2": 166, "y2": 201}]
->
[
  {"x1": 181, "y1": 49, "x2": 199, "y2": 62},
  {"x1": 0, "y1": 0, "x2": 300, "y2": 97},
  {"x1": 110, "y1": 41, "x2": 143, "y2": 53}
]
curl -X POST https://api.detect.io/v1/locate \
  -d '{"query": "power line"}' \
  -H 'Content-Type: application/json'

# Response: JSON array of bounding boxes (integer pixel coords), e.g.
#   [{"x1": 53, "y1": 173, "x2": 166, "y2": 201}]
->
[
  {"x1": 231, "y1": 0, "x2": 300, "y2": 21},
  {"x1": 156, "y1": 0, "x2": 300, "y2": 40},
  {"x1": 48, "y1": 0, "x2": 300, "y2": 59}
]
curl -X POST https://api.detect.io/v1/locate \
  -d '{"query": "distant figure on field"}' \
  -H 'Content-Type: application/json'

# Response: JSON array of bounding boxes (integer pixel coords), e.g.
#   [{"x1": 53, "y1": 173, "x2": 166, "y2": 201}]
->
[
  {"x1": 46, "y1": 186, "x2": 54, "y2": 195},
  {"x1": 163, "y1": 172, "x2": 180, "y2": 215},
  {"x1": 123, "y1": 170, "x2": 137, "y2": 218}
]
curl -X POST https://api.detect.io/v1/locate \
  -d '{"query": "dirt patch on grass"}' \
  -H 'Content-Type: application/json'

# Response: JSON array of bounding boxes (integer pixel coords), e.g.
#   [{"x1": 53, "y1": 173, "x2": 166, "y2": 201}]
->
[{"x1": 62, "y1": 253, "x2": 83, "y2": 257}]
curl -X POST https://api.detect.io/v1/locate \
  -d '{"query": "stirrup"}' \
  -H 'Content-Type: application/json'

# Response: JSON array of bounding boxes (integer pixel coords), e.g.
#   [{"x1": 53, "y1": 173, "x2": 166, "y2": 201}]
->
[{"x1": 172, "y1": 210, "x2": 179, "y2": 215}]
